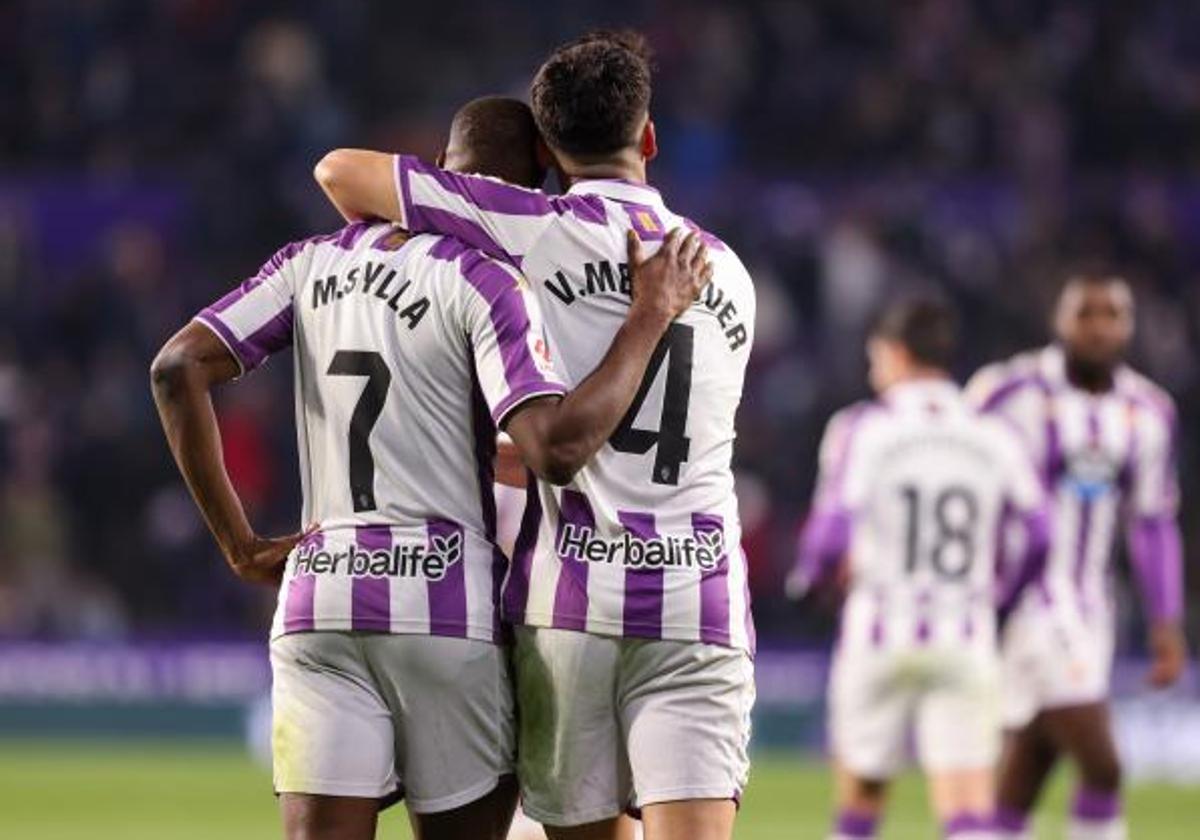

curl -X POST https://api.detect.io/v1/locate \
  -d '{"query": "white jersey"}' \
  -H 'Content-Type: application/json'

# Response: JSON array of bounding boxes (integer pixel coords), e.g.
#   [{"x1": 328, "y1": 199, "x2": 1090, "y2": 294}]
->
[
  {"x1": 195, "y1": 222, "x2": 566, "y2": 642},
  {"x1": 967, "y1": 344, "x2": 1179, "y2": 627},
  {"x1": 392, "y1": 157, "x2": 757, "y2": 651},
  {"x1": 813, "y1": 380, "x2": 1044, "y2": 652}
]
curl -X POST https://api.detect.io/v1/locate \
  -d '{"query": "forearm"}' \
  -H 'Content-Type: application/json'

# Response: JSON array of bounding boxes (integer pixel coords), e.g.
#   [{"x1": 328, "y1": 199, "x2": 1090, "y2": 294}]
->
[
  {"x1": 314, "y1": 150, "x2": 403, "y2": 225},
  {"x1": 510, "y1": 309, "x2": 668, "y2": 484},
  {"x1": 494, "y1": 436, "x2": 529, "y2": 489},
  {"x1": 789, "y1": 508, "x2": 852, "y2": 595},
  {"x1": 153, "y1": 373, "x2": 252, "y2": 558},
  {"x1": 1129, "y1": 515, "x2": 1185, "y2": 625}
]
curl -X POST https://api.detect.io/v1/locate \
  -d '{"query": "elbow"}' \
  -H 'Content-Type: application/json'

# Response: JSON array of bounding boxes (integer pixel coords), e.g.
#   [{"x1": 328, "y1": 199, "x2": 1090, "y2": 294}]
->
[
  {"x1": 314, "y1": 149, "x2": 353, "y2": 195},
  {"x1": 150, "y1": 345, "x2": 184, "y2": 398},
  {"x1": 150, "y1": 342, "x2": 202, "y2": 401},
  {"x1": 535, "y1": 445, "x2": 588, "y2": 487}
]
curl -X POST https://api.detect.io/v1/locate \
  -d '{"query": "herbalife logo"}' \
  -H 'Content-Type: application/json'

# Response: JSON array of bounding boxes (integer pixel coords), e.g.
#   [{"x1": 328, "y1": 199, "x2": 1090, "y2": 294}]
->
[
  {"x1": 294, "y1": 531, "x2": 463, "y2": 582},
  {"x1": 557, "y1": 524, "x2": 725, "y2": 572}
]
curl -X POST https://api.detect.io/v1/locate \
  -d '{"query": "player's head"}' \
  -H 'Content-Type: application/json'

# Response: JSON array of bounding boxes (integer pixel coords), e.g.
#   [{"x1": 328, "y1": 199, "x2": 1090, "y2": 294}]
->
[
  {"x1": 867, "y1": 298, "x2": 958, "y2": 394},
  {"x1": 1054, "y1": 273, "x2": 1134, "y2": 378},
  {"x1": 439, "y1": 96, "x2": 545, "y2": 189},
  {"x1": 530, "y1": 30, "x2": 656, "y2": 175}
]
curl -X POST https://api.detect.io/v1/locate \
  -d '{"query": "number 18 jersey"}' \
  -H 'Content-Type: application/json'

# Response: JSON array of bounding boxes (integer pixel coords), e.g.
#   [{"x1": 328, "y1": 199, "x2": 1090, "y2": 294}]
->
[
  {"x1": 391, "y1": 158, "x2": 758, "y2": 652},
  {"x1": 194, "y1": 222, "x2": 565, "y2": 642},
  {"x1": 816, "y1": 380, "x2": 1044, "y2": 652}
]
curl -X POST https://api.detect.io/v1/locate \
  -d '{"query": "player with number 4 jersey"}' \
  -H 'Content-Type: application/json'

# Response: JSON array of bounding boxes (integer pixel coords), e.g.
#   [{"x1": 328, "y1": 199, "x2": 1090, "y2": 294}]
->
[
  {"x1": 791, "y1": 300, "x2": 1048, "y2": 840},
  {"x1": 316, "y1": 32, "x2": 755, "y2": 840}
]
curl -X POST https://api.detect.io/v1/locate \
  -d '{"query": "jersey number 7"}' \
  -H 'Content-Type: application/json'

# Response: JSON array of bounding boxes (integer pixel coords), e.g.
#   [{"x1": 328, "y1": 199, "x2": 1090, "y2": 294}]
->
[
  {"x1": 327, "y1": 350, "x2": 391, "y2": 512},
  {"x1": 610, "y1": 323, "x2": 693, "y2": 486}
]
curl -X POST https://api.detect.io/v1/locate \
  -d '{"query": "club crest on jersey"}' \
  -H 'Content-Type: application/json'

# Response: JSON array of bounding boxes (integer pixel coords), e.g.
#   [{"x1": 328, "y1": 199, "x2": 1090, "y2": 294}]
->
[
  {"x1": 557, "y1": 523, "x2": 725, "y2": 572},
  {"x1": 1063, "y1": 447, "x2": 1119, "y2": 500},
  {"x1": 292, "y1": 531, "x2": 463, "y2": 581}
]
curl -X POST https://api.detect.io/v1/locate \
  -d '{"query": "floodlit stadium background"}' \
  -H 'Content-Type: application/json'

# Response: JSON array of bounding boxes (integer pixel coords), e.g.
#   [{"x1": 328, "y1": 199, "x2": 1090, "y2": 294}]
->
[{"x1": 2, "y1": 1, "x2": 1200, "y2": 836}]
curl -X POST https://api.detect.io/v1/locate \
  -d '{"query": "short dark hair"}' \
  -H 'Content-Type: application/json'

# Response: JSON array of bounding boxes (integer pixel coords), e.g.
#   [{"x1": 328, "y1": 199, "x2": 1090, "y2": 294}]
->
[
  {"x1": 530, "y1": 30, "x2": 653, "y2": 158},
  {"x1": 871, "y1": 298, "x2": 959, "y2": 369},
  {"x1": 445, "y1": 96, "x2": 543, "y2": 188}
]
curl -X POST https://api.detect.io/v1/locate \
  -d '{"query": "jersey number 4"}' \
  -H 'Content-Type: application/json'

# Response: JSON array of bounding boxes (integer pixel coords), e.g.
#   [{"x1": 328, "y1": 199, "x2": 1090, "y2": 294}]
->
[
  {"x1": 327, "y1": 350, "x2": 391, "y2": 512},
  {"x1": 610, "y1": 323, "x2": 693, "y2": 486}
]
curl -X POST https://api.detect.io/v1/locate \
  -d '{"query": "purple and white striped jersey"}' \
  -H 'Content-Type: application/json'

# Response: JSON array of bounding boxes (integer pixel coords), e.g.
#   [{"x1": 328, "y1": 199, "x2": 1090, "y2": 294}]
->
[
  {"x1": 967, "y1": 345, "x2": 1183, "y2": 627},
  {"x1": 194, "y1": 222, "x2": 566, "y2": 643},
  {"x1": 390, "y1": 156, "x2": 757, "y2": 652},
  {"x1": 795, "y1": 380, "x2": 1047, "y2": 652}
]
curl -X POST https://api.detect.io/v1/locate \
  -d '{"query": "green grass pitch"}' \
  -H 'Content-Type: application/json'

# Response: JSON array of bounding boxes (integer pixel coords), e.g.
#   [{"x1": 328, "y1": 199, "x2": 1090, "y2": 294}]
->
[{"x1": 1, "y1": 741, "x2": 1196, "y2": 838}]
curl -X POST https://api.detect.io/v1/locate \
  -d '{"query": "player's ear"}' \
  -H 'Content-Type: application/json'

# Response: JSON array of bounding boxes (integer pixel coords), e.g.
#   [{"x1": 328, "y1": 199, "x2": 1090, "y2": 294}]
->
[
  {"x1": 535, "y1": 136, "x2": 555, "y2": 171},
  {"x1": 640, "y1": 118, "x2": 658, "y2": 163}
]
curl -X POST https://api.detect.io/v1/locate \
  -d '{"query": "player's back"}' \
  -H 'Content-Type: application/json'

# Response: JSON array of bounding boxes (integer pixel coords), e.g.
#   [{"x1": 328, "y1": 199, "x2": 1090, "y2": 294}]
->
[
  {"x1": 839, "y1": 380, "x2": 1032, "y2": 653},
  {"x1": 196, "y1": 221, "x2": 563, "y2": 642},
  {"x1": 509, "y1": 184, "x2": 754, "y2": 650}
]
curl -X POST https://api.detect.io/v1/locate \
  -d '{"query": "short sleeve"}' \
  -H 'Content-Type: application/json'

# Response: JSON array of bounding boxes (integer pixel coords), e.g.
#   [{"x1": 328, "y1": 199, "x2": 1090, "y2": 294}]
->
[
  {"x1": 395, "y1": 155, "x2": 577, "y2": 264},
  {"x1": 1129, "y1": 398, "x2": 1180, "y2": 520},
  {"x1": 457, "y1": 251, "x2": 567, "y2": 427},
  {"x1": 813, "y1": 403, "x2": 873, "y2": 514},
  {"x1": 193, "y1": 238, "x2": 313, "y2": 375}
]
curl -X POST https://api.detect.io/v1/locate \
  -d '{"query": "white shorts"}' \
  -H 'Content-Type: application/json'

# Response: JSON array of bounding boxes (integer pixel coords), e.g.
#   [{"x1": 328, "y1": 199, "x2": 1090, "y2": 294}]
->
[
  {"x1": 1001, "y1": 602, "x2": 1113, "y2": 729},
  {"x1": 270, "y1": 631, "x2": 514, "y2": 813},
  {"x1": 829, "y1": 644, "x2": 1001, "y2": 778},
  {"x1": 512, "y1": 627, "x2": 754, "y2": 827}
]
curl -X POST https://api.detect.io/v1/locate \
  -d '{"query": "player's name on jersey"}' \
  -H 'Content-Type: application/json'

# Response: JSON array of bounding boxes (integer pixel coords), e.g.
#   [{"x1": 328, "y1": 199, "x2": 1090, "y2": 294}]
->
[
  {"x1": 309, "y1": 260, "x2": 431, "y2": 329},
  {"x1": 557, "y1": 523, "x2": 725, "y2": 572},
  {"x1": 293, "y1": 536, "x2": 462, "y2": 581},
  {"x1": 542, "y1": 260, "x2": 749, "y2": 351}
]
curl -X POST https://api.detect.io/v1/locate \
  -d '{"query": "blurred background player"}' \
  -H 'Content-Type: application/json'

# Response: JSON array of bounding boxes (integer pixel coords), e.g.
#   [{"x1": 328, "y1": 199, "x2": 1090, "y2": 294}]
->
[
  {"x1": 968, "y1": 275, "x2": 1189, "y2": 840},
  {"x1": 789, "y1": 299, "x2": 1048, "y2": 840},
  {"x1": 314, "y1": 31, "x2": 756, "y2": 840},
  {"x1": 151, "y1": 95, "x2": 709, "y2": 840}
]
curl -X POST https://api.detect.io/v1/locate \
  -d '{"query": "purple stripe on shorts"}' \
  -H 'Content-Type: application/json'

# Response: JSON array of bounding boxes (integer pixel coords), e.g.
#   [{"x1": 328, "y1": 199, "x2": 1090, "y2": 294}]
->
[
  {"x1": 352, "y1": 525, "x2": 392, "y2": 631},
  {"x1": 283, "y1": 531, "x2": 323, "y2": 633},
  {"x1": 552, "y1": 489, "x2": 594, "y2": 631},
  {"x1": 619, "y1": 511, "x2": 663, "y2": 638},
  {"x1": 693, "y1": 513, "x2": 731, "y2": 646},
  {"x1": 1072, "y1": 787, "x2": 1121, "y2": 821},
  {"x1": 426, "y1": 518, "x2": 467, "y2": 637}
]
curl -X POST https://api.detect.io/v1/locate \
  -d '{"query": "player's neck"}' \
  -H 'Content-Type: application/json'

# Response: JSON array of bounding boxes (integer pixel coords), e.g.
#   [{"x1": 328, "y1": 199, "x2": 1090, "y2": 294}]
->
[
  {"x1": 891, "y1": 369, "x2": 950, "y2": 389},
  {"x1": 558, "y1": 148, "x2": 647, "y2": 187},
  {"x1": 1064, "y1": 356, "x2": 1116, "y2": 393}
]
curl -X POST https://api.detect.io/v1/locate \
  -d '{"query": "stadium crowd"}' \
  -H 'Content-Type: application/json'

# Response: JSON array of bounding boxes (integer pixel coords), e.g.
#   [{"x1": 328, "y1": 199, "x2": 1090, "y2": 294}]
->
[{"x1": 2, "y1": 0, "x2": 1199, "y2": 644}]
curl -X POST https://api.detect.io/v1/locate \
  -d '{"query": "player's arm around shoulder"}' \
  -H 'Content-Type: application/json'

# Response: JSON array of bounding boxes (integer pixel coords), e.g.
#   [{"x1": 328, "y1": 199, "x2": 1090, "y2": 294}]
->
[{"x1": 503, "y1": 229, "x2": 713, "y2": 485}]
